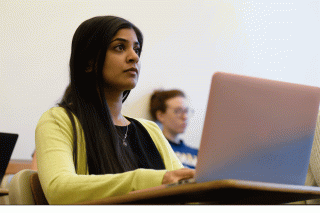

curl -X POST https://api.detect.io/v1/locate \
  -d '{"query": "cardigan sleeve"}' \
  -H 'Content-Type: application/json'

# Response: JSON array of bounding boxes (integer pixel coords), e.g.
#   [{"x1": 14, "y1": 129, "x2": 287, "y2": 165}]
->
[{"x1": 35, "y1": 107, "x2": 180, "y2": 205}]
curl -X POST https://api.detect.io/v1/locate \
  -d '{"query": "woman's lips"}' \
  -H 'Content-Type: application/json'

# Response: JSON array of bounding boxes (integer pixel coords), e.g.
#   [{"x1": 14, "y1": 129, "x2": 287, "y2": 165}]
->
[{"x1": 124, "y1": 67, "x2": 138, "y2": 74}]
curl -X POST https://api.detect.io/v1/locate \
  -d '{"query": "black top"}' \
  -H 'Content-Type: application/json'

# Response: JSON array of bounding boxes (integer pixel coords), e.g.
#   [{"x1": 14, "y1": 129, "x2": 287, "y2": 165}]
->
[{"x1": 115, "y1": 118, "x2": 165, "y2": 171}]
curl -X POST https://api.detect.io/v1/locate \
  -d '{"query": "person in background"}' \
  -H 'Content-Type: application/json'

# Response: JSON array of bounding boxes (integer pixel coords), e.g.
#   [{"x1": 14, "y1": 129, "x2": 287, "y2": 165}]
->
[
  {"x1": 35, "y1": 16, "x2": 194, "y2": 205},
  {"x1": 150, "y1": 89, "x2": 198, "y2": 169}
]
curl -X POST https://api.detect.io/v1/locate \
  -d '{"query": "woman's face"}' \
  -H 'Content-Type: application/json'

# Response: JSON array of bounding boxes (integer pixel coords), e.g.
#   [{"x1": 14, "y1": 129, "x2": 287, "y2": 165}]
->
[{"x1": 102, "y1": 28, "x2": 141, "y2": 92}]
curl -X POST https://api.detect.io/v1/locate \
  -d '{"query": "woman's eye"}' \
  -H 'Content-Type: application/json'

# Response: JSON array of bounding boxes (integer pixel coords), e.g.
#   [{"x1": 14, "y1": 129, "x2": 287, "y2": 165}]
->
[
  {"x1": 134, "y1": 47, "x2": 141, "y2": 55},
  {"x1": 115, "y1": 45, "x2": 125, "y2": 51}
]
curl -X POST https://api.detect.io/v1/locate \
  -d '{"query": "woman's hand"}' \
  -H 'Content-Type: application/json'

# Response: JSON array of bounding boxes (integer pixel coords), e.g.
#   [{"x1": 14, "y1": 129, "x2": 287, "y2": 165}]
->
[{"x1": 162, "y1": 168, "x2": 195, "y2": 185}]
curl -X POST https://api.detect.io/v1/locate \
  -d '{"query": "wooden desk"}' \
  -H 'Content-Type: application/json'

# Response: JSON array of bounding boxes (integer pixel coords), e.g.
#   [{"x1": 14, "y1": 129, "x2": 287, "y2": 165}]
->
[
  {"x1": 0, "y1": 188, "x2": 9, "y2": 197},
  {"x1": 5, "y1": 160, "x2": 32, "y2": 175},
  {"x1": 78, "y1": 179, "x2": 320, "y2": 205}
]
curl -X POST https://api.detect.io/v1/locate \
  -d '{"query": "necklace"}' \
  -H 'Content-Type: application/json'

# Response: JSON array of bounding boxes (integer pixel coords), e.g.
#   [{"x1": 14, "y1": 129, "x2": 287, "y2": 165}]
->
[{"x1": 116, "y1": 116, "x2": 129, "y2": 147}]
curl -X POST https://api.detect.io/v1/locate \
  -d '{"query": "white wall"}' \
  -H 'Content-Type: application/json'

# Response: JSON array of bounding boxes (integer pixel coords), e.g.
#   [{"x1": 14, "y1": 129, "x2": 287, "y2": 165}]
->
[{"x1": 1, "y1": 0, "x2": 319, "y2": 160}]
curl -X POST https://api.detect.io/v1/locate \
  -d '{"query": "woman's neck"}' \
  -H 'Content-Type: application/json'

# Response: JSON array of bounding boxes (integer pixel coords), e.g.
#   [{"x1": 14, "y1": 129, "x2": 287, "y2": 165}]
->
[{"x1": 104, "y1": 90, "x2": 128, "y2": 126}]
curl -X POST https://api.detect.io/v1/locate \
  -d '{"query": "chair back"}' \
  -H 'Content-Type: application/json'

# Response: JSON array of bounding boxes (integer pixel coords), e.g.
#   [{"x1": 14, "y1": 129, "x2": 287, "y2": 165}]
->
[
  {"x1": 30, "y1": 172, "x2": 48, "y2": 204},
  {"x1": 9, "y1": 169, "x2": 48, "y2": 205}
]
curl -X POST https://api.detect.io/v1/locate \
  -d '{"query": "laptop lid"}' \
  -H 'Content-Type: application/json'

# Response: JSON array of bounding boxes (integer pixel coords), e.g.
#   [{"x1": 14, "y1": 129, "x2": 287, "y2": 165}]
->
[
  {"x1": 195, "y1": 72, "x2": 320, "y2": 185},
  {"x1": 0, "y1": 132, "x2": 18, "y2": 183}
]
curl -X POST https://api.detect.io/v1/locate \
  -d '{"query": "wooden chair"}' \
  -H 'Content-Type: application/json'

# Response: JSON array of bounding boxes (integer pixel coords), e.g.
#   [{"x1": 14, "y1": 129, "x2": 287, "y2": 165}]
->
[{"x1": 30, "y1": 172, "x2": 48, "y2": 205}]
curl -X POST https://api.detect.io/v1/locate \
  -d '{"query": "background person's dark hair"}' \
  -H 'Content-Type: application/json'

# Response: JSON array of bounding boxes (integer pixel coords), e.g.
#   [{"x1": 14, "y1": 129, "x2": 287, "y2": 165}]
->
[
  {"x1": 58, "y1": 16, "x2": 143, "y2": 175},
  {"x1": 150, "y1": 89, "x2": 186, "y2": 121}
]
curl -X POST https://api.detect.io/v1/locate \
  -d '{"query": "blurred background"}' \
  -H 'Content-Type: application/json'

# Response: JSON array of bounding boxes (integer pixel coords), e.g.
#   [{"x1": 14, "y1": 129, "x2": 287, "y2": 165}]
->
[{"x1": 1, "y1": 0, "x2": 319, "y2": 160}]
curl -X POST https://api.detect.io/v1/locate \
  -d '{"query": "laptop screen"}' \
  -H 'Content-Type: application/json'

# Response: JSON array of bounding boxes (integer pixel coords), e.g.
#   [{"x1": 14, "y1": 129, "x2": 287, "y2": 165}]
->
[{"x1": 195, "y1": 72, "x2": 320, "y2": 185}]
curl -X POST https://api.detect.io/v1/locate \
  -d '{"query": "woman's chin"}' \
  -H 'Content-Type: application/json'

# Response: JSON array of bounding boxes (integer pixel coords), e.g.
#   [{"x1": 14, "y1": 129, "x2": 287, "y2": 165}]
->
[
  {"x1": 121, "y1": 83, "x2": 137, "y2": 91},
  {"x1": 126, "y1": 79, "x2": 139, "y2": 89}
]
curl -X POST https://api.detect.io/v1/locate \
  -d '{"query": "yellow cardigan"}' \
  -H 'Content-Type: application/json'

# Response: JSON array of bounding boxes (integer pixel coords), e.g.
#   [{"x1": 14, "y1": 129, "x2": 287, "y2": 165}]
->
[{"x1": 35, "y1": 107, "x2": 183, "y2": 204}]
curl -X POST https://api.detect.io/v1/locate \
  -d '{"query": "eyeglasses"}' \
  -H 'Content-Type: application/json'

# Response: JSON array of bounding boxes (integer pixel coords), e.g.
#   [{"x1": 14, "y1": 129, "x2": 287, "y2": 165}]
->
[{"x1": 167, "y1": 107, "x2": 194, "y2": 117}]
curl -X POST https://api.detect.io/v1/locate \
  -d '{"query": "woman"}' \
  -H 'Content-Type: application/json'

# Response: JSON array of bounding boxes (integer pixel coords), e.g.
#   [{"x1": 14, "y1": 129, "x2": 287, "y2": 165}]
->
[{"x1": 35, "y1": 16, "x2": 194, "y2": 205}]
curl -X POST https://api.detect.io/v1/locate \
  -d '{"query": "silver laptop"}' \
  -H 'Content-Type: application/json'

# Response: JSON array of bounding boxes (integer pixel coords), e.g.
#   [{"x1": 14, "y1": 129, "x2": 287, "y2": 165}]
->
[{"x1": 186, "y1": 72, "x2": 320, "y2": 186}]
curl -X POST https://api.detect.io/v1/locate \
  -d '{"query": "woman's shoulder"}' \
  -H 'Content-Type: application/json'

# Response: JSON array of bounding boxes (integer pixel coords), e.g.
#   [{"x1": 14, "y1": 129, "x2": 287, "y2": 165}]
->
[
  {"x1": 38, "y1": 106, "x2": 75, "y2": 126},
  {"x1": 40, "y1": 107, "x2": 69, "y2": 119},
  {"x1": 36, "y1": 107, "x2": 83, "y2": 137},
  {"x1": 127, "y1": 117, "x2": 165, "y2": 141}
]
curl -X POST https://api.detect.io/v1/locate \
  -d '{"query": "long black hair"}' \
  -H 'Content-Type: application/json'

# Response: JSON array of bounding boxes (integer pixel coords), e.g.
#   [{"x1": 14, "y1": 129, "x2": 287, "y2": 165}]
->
[{"x1": 59, "y1": 16, "x2": 143, "y2": 174}]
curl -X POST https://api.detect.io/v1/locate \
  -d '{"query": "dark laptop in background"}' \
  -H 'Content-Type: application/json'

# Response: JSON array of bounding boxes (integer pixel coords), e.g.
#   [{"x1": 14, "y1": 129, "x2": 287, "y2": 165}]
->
[{"x1": 0, "y1": 132, "x2": 18, "y2": 184}]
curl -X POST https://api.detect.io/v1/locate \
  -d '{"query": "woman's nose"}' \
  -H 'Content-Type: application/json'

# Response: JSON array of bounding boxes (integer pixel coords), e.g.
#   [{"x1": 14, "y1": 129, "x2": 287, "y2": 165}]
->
[{"x1": 127, "y1": 49, "x2": 139, "y2": 63}]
